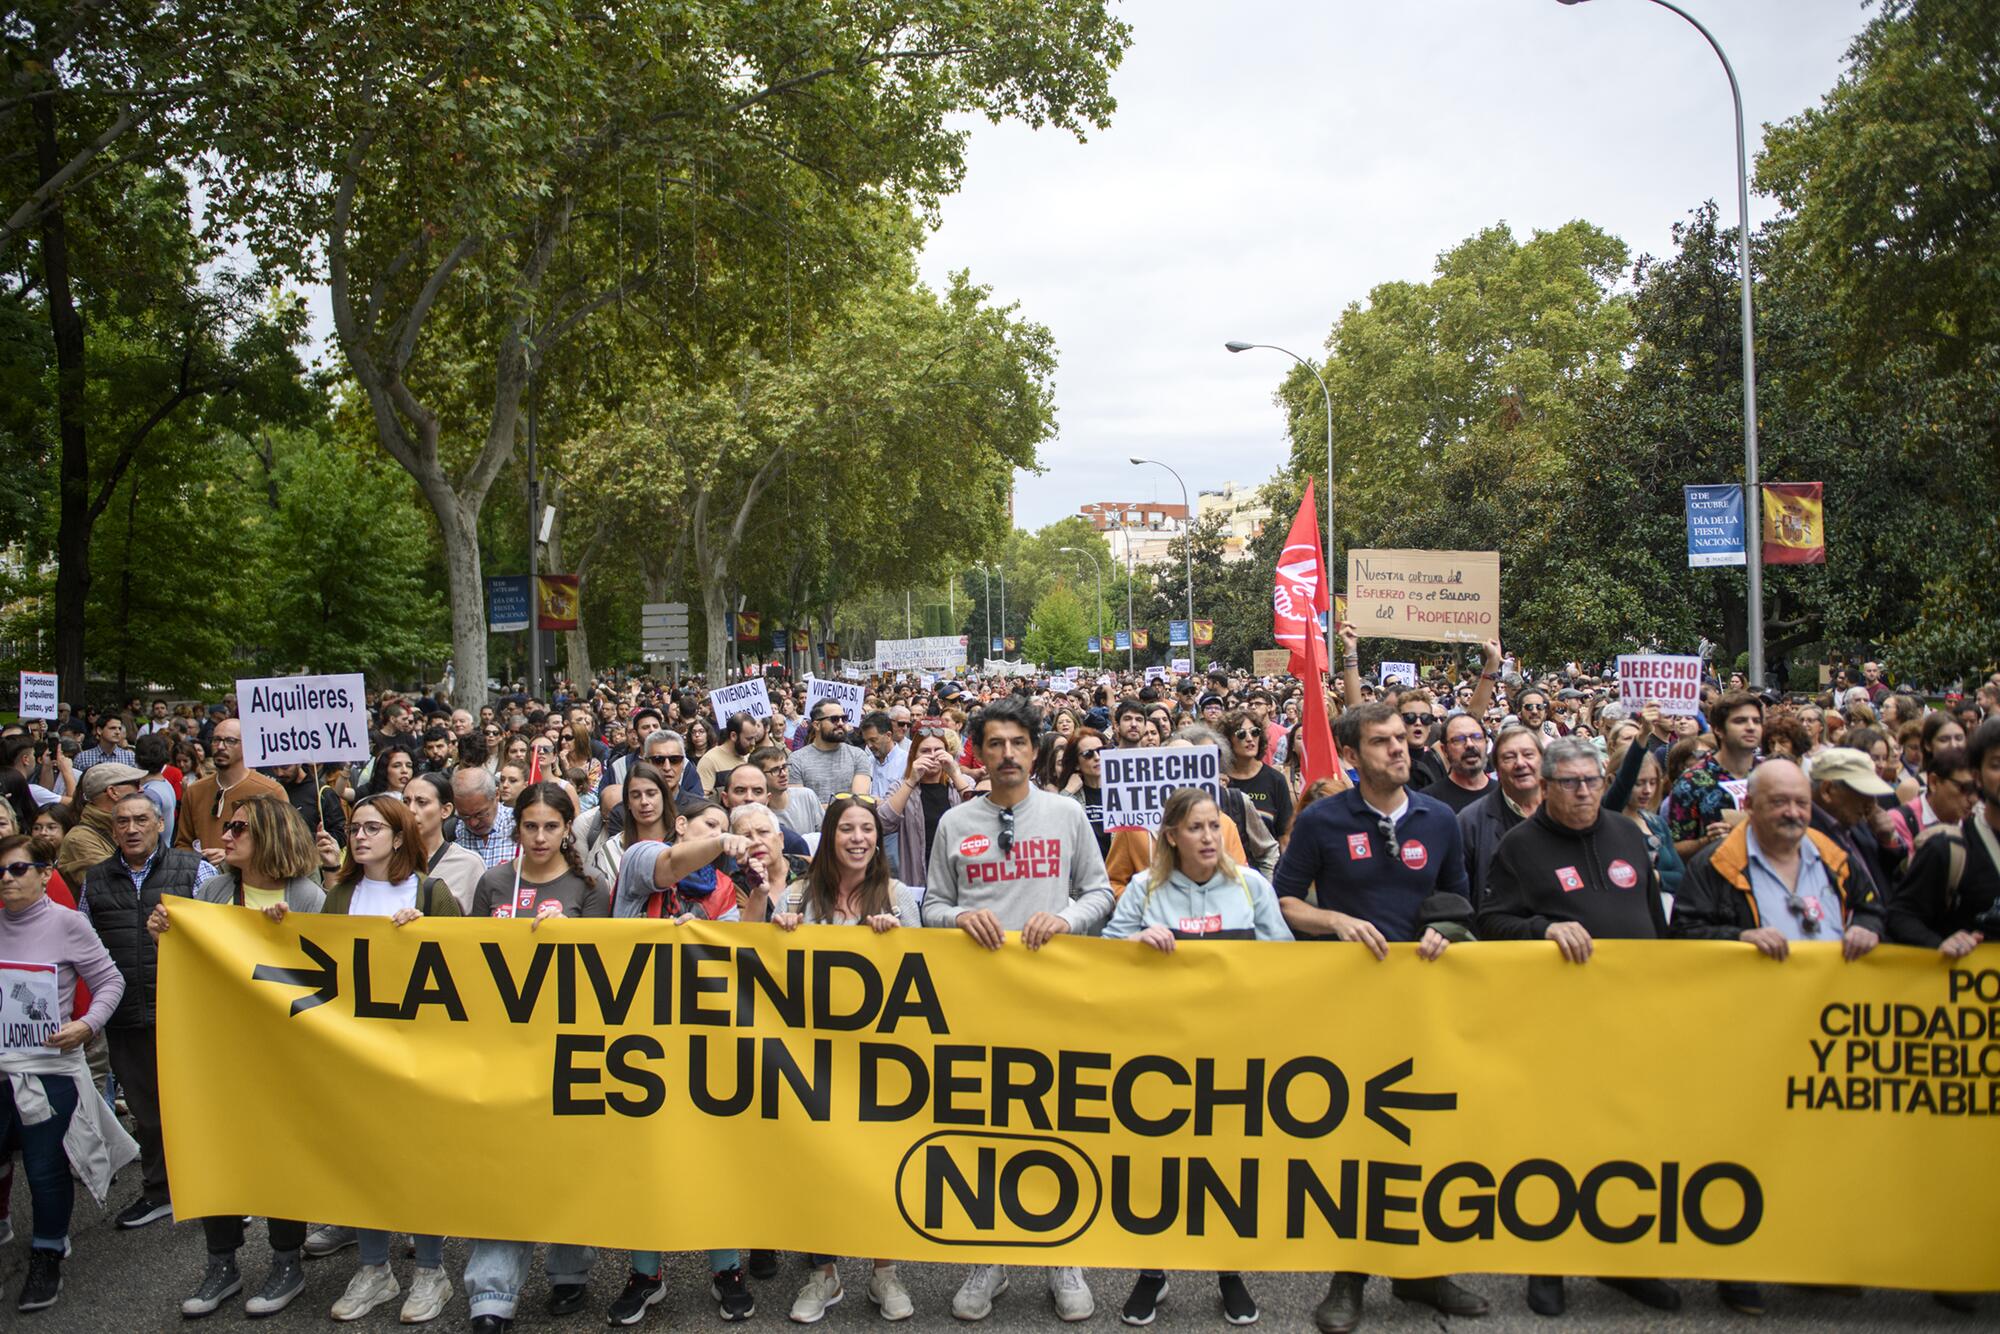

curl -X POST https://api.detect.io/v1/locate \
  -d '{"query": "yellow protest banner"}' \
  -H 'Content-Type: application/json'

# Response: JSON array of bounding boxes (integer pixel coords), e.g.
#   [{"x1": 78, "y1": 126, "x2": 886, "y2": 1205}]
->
[
  {"x1": 158, "y1": 903, "x2": 1996, "y2": 1289},
  {"x1": 1346, "y1": 549, "x2": 1499, "y2": 643}
]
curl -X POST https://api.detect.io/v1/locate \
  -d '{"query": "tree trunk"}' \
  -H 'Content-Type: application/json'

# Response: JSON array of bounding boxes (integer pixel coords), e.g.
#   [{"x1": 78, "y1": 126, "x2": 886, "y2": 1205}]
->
[
  {"x1": 701, "y1": 576, "x2": 732, "y2": 684},
  {"x1": 37, "y1": 96, "x2": 91, "y2": 708},
  {"x1": 427, "y1": 487, "x2": 489, "y2": 710}
]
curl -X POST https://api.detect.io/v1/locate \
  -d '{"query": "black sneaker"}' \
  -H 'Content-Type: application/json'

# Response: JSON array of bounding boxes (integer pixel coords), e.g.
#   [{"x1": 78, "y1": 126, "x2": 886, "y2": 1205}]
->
[
  {"x1": 1219, "y1": 1273, "x2": 1259, "y2": 1326},
  {"x1": 115, "y1": 1196, "x2": 173, "y2": 1229},
  {"x1": 17, "y1": 1248, "x2": 62, "y2": 1312},
  {"x1": 608, "y1": 1273, "x2": 666, "y2": 1326},
  {"x1": 712, "y1": 1267, "x2": 755, "y2": 1322},
  {"x1": 748, "y1": 1249, "x2": 779, "y2": 1280},
  {"x1": 549, "y1": 1283, "x2": 589, "y2": 1317},
  {"x1": 1122, "y1": 1273, "x2": 1168, "y2": 1326}
]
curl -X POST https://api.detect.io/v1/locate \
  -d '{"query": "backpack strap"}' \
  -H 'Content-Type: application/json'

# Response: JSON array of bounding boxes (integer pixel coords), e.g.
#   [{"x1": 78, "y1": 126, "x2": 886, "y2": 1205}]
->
[{"x1": 1913, "y1": 823, "x2": 1967, "y2": 909}]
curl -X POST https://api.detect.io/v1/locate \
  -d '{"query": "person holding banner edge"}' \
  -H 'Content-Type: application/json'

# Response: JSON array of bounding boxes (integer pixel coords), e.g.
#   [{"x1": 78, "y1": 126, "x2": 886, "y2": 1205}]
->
[
  {"x1": 1104, "y1": 785, "x2": 1291, "y2": 1327},
  {"x1": 922, "y1": 694, "x2": 1112, "y2": 1323}
]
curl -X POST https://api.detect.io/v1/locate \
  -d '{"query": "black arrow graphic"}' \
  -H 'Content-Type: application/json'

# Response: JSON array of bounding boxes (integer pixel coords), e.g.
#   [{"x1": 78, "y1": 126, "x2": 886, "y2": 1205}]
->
[
  {"x1": 251, "y1": 937, "x2": 339, "y2": 1017},
  {"x1": 1365, "y1": 1058, "x2": 1456, "y2": 1144}
]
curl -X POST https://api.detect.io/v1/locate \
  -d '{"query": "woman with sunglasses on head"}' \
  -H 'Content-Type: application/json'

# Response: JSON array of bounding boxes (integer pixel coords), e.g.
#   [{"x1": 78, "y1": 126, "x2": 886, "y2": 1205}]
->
[
  {"x1": 147, "y1": 795, "x2": 325, "y2": 1317},
  {"x1": 1104, "y1": 787, "x2": 1289, "y2": 1327},
  {"x1": 0, "y1": 833, "x2": 131, "y2": 1313},
  {"x1": 771, "y1": 794, "x2": 920, "y2": 1324},
  {"x1": 293, "y1": 796, "x2": 461, "y2": 1321}
]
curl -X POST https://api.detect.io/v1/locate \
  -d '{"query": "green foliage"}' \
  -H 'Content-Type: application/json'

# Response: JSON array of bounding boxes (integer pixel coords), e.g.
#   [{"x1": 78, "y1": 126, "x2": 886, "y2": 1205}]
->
[{"x1": 1021, "y1": 580, "x2": 1090, "y2": 669}]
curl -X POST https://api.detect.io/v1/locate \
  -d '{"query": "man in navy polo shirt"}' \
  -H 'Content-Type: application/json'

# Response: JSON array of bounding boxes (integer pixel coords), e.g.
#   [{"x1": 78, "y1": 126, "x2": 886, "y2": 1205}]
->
[{"x1": 1271, "y1": 700, "x2": 1486, "y2": 1334}]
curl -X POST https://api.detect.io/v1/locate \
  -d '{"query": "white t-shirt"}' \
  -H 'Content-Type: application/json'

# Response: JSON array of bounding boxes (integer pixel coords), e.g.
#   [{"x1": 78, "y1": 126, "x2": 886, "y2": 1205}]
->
[{"x1": 351, "y1": 875, "x2": 420, "y2": 917}]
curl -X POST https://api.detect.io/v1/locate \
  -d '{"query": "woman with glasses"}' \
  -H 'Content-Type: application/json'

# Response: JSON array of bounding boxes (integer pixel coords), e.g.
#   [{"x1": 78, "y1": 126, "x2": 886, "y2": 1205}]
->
[
  {"x1": 1056, "y1": 729, "x2": 1112, "y2": 857},
  {"x1": 1104, "y1": 787, "x2": 1288, "y2": 1326},
  {"x1": 302, "y1": 796, "x2": 461, "y2": 1322},
  {"x1": 884, "y1": 728, "x2": 976, "y2": 892},
  {"x1": 1220, "y1": 709, "x2": 1293, "y2": 843},
  {"x1": 0, "y1": 833, "x2": 129, "y2": 1313},
  {"x1": 147, "y1": 795, "x2": 325, "y2": 1317},
  {"x1": 771, "y1": 794, "x2": 920, "y2": 1324}
]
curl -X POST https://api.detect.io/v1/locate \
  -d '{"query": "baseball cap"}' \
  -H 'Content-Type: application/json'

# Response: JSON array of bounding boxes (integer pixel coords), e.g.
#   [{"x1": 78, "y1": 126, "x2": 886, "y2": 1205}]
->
[{"x1": 1807, "y1": 747, "x2": 1894, "y2": 797}]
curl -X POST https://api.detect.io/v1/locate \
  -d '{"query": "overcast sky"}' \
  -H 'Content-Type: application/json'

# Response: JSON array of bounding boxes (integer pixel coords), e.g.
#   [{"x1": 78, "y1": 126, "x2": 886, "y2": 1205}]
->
[{"x1": 914, "y1": 0, "x2": 1869, "y2": 531}]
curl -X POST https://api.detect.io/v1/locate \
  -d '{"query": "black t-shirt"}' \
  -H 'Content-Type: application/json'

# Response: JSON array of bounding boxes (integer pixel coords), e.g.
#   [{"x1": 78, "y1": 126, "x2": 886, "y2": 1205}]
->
[
  {"x1": 1409, "y1": 747, "x2": 1447, "y2": 792},
  {"x1": 1078, "y1": 783, "x2": 1112, "y2": 856},
  {"x1": 1425, "y1": 773, "x2": 1492, "y2": 815},
  {"x1": 1229, "y1": 763, "x2": 1295, "y2": 838},
  {"x1": 919, "y1": 782, "x2": 953, "y2": 861}
]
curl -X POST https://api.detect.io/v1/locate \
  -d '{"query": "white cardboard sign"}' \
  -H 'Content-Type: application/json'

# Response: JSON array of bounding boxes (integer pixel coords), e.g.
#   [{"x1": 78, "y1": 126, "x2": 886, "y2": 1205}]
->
[
  {"x1": 1098, "y1": 745, "x2": 1223, "y2": 833},
  {"x1": 236, "y1": 673, "x2": 369, "y2": 767},
  {"x1": 709, "y1": 679, "x2": 773, "y2": 728},
  {"x1": 17, "y1": 672, "x2": 58, "y2": 722},
  {"x1": 0, "y1": 960, "x2": 62, "y2": 1051},
  {"x1": 1616, "y1": 654, "x2": 1704, "y2": 718},
  {"x1": 1378, "y1": 661, "x2": 1419, "y2": 687},
  {"x1": 804, "y1": 677, "x2": 865, "y2": 724}
]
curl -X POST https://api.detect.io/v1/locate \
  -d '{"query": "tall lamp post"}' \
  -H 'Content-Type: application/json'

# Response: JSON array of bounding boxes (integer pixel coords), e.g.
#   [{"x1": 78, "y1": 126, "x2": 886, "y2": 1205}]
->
[
  {"x1": 1130, "y1": 457, "x2": 1196, "y2": 663},
  {"x1": 1226, "y1": 340, "x2": 1337, "y2": 666},
  {"x1": 974, "y1": 563, "x2": 993, "y2": 665},
  {"x1": 1556, "y1": 0, "x2": 1763, "y2": 685},
  {"x1": 1059, "y1": 545, "x2": 1105, "y2": 668}
]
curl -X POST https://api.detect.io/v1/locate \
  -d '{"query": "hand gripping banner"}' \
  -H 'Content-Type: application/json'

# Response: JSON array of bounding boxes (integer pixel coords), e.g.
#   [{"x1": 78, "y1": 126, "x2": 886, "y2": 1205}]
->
[{"x1": 158, "y1": 903, "x2": 1996, "y2": 1290}]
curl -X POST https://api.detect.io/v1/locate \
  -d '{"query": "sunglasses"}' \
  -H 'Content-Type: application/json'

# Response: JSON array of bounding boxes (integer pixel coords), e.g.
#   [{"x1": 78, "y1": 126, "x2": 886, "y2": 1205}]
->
[
  {"x1": 1400, "y1": 713, "x2": 1432, "y2": 727},
  {"x1": 1549, "y1": 775, "x2": 1605, "y2": 794},
  {"x1": 832, "y1": 792, "x2": 879, "y2": 807},
  {"x1": 0, "y1": 860, "x2": 50, "y2": 879},
  {"x1": 998, "y1": 804, "x2": 1015, "y2": 858},
  {"x1": 221, "y1": 820, "x2": 250, "y2": 837},
  {"x1": 1231, "y1": 728, "x2": 1258, "y2": 740}
]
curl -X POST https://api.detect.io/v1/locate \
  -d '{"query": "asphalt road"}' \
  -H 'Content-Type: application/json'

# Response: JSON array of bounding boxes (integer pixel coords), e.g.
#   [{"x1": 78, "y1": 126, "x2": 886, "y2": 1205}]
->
[{"x1": 1, "y1": 1176, "x2": 1983, "y2": 1332}]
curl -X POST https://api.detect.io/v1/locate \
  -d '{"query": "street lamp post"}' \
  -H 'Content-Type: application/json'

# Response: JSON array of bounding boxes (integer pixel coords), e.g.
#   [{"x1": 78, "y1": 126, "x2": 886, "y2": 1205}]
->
[
  {"x1": 976, "y1": 563, "x2": 993, "y2": 664},
  {"x1": 1130, "y1": 457, "x2": 1196, "y2": 666},
  {"x1": 1226, "y1": 340, "x2": 1337, "y2": 666},
  {"x1": 1556, "y1": 0, "x2": 1763, "y2": 685},
  {"x1": 1059, "y1": 545, "x2": 1105, "y2": 668},
  {"x1": 998, "y1": 567, "x2": 1008, "y2": 662}
]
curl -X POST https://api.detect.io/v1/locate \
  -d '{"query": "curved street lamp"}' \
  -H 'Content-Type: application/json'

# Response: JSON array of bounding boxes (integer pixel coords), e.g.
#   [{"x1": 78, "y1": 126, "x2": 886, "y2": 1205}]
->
[
  {"x1": 1059, "y1": 546, "x2": 1105, "y2": 667},
  {"x1": 1130, "y1": 457, "x2": 1196, "y2": 667},
  {"x1": 1225, "y1": 340, "x2": 1337, "y2": 664}
]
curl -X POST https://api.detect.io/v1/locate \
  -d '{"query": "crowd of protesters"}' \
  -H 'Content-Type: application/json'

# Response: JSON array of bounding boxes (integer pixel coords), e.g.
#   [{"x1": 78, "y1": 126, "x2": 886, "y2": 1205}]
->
[{"x1": 2, "y1": 641, "x2": 1995, "y2": 1327}]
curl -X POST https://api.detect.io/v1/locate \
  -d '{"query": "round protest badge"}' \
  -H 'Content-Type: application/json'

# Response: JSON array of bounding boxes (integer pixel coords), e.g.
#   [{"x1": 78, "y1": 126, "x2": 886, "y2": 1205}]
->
[
  {"x1": 1399, "y1": 839, "x2": 1428, "y2": 871},
  {"x1": 1608, "y1": 859, "x2": 1638, "y2": 889},
  {"x1": 959, "y1": 833, "x2": 990, "y2": 858}
]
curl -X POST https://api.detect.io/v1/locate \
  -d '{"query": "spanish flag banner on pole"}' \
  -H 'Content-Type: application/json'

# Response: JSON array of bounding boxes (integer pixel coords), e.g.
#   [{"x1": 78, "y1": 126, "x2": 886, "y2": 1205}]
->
[
  {"x1": 736, "y1": 612, "x2": 761, "y2": 642},
  {"x1": 1761, "y1": 482, "x2": 1825, "y2": 565},
  {"x1": 1191, "y1": 618, "x2": 1214, "y2": 647},
  {"x1": 535, "y1": 574, "x2": 579, "y2": 629}
]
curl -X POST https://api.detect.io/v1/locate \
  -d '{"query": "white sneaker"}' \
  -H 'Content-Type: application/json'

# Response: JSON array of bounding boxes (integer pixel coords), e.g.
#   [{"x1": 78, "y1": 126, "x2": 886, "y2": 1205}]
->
[
  {"x1": 789, "y1": 1269, "x2": 844, "y2": 1323},
  {"x1": 953, "y1": 1266, "x2": 1009, "y2": 1321},
  {"x1": 1049, "y1": 1267, "x2": 1095, "y2": 1322},
  {"x1": 331, "y1": 1263, "x2": 400, "y2": 1321},
  {"x1": 869, "y1": 1266, "x2": 914, "y2": 1321},
  {"x1": 399, "y1": 1267, "x2": 452, "y2": 1324}
]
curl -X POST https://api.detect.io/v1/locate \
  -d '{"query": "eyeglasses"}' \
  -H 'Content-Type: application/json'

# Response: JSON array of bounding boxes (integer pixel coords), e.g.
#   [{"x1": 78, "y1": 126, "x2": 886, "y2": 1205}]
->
[
  {"x1": 1549, "y1": 775, "x2": 1605, "y2": 794},
  {"x1": 351, "y1": 821, "x2": 393, "y2": 837},
  {"x1": 1400, "y1": 713, "x2": 1432, "y2": 727},
  {"x1": 832, "y1": 792, "x2": 879, "y2": 806},
  {"x1": 0, "y1": 860, "x2": 49, "y2": 879},
  {"x1": 211, "y1": 735, "x2": 241, "y2": 747},
  {"x1": 221, "y1": 820, "x2": 249, "y2": 837},
  {"x1": 1520, "y1": 702, "x2": 1546, "y2": 712}
]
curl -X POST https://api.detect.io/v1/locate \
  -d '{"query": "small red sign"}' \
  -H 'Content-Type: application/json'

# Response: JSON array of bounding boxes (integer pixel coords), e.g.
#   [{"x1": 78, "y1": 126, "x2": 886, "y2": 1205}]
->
[
  {"x1": 1399, "y1": 840, "x2": 1428, "y2": 871},
  {"x1": 1176, "y1": 915, "x2": 1225, "y2": 936},
  {"x1": 1347, "y1": 833, "x2": 1372, "y2": 860},
  {"x1": 1556, "y1": 866, "x2": 1585, "y2": 893},
  {"x1": 959, "y1": 833, "x2": 990, "y2": 858},
  {"x1": 1607, "y1": 859, "x2": 1638, "y2": 889}
]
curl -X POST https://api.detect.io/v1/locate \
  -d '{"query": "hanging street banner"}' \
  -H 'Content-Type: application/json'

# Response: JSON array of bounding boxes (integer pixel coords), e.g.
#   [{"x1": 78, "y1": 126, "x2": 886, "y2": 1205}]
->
[
  {"x1": 1761, "y1": 482, "x2": 1826, "y2": 565},
  {"x1": 536, "y1": 575, "x2": 580, "y2": 631},
  {"x1": 234, "y1": 673, "x2": 370, "y2": 767},
  {"x1": 1087, "y1": 637, "x2": 1100, "y2": 655},
  {"x1": 876, "y1": 636, "x2": 968, "y2": 672},
  {"x1": 1684, "y1": 485, "x2": 1747, "y2": 568},
  {"x1": 1114, "y1": 630, "x2": 1131, "y2": 652},
  {"x1": 486, "y1": 576, "x2": 532, "y2": 633},
  {"x1": 1616, "y1": 654, "x2": 1705, "y2": 718},
  {"x1": 1192, "y1": 619, "x2": 1215, "y2": 648},
  {"x1": 157, "y1": 904, "x2": 1999, "y2": 1289},
  {"x1": 1345, "y1": 550, "x2": 1499, "y2": 644},
  {"x1": 1169, "y1": 620, "x2": 1190, "y2": 647},
  {"x1": 1132, "y1": 629, "x2": 1149, "y2": 651}
]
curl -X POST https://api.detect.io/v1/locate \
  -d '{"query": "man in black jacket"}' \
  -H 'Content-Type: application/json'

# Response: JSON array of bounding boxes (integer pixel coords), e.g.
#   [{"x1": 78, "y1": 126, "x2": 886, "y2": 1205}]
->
[
  {"x1": 80, "y1": 791, "x2": 214, "y2": 1230},
  {"x1": 1458, "y1": 725, "x2": 1543, "y2": 907},
  {"x1": 1474, "y1": 737, "x2": 1680, "y2": 1318}
]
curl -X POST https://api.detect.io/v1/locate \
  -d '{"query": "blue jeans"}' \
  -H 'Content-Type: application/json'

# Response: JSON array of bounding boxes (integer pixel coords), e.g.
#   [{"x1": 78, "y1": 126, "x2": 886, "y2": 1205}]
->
[
  {"x1": 631, "y1": 1249, "x2": 738, "y2": 1279},
  {"x1": 359, "y1": 1228, "x2": 444, "y2": 1269},
  {"x1": 464, "y1": 1241, "x2": 597, "y2": 1320},
  {"x1": 0, "y1": 1070, "x2": 80, "y2": 1251}
]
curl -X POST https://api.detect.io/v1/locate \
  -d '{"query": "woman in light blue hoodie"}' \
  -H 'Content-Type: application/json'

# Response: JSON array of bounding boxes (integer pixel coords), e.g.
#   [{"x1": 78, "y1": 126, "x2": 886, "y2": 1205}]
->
[{"x1": 1103, "y1": 787, "x2": 1290, "y2": 1326}]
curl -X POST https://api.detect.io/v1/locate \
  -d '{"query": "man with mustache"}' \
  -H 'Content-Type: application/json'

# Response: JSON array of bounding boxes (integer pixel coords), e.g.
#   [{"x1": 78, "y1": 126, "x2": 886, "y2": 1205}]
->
[
  {"x1": 1673, "y1": 757, "x2": 1882, "y2": 1319},
  {"x1": 921, "y1": 693, "x2": 1111, "y2": 1325}
]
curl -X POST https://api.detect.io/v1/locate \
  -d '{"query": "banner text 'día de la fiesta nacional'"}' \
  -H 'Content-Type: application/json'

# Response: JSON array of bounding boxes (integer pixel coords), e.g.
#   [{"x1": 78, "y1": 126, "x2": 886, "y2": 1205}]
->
[{"x1": 158, "y1": 902, "x2": 1999, "y2": 1289}]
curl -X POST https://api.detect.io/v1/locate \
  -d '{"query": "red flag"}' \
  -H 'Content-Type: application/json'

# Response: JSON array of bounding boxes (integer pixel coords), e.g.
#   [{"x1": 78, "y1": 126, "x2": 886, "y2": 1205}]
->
[{"x1": 1272, "y1": 482, "x2": 1340, "y2": 790}]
